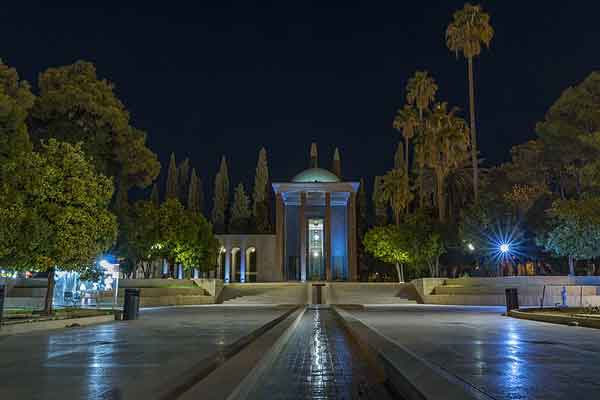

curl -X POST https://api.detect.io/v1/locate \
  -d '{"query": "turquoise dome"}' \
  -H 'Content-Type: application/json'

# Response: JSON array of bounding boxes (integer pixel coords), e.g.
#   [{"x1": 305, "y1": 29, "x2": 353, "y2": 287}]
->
[{"x1": 292, "y1": 168, "x2": 340, "y2": 183}]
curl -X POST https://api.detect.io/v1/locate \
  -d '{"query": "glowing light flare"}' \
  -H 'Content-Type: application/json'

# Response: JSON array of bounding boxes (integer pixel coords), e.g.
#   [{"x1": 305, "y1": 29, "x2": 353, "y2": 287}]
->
[{"x1": 500, "y1": 243, "x2": 510, "y2": 253}]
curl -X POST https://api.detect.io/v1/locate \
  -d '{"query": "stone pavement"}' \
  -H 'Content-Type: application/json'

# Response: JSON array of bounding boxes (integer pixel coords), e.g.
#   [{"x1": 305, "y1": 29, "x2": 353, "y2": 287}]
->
[
  {"x1": 348, "y1": 304, "x2": 600, "y2": 400},
  {"x1": 245, "y1": 308, "x2": 393, "y2": 400},
  {"x1": 0, "y1": 306, "x2": 292, "y2": 400}
]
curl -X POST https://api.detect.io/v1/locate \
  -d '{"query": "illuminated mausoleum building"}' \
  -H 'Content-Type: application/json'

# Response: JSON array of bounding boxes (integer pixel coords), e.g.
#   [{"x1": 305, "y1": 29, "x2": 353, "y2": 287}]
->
[{"x1": 216, "y1": 143, "x2": 359, "y2": 283}]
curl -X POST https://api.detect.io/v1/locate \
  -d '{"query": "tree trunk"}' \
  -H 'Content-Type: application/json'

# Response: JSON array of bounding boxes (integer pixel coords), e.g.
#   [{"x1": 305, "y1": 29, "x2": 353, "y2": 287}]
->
[
  {"x1": 395, "y1": 263, "x2": 404, "y2": 283},
  {"x1": 436, "y1": 170, "x2": 446, "y2": 222},
  {"x1": 568, "y1": 256, "x2": 575, "y2": 276},
  {"x1": 467, "y1": 56, "x2": 479, "y2": 203},
  {"x1": 43, "y1": 268, "x2": 55, "y2": 315},
  {"x1": 404, "y1": 137, "x2": 410, "y2": 177}
]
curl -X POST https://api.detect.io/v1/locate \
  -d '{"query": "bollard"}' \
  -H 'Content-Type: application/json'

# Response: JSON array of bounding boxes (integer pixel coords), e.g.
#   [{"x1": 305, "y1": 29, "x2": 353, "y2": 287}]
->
[
  {"x1": 0, "y1": 284, "x2": 5, "y2": 329},
  {"x1": 505, "y1": 288, "x2": 519, "y2": 313},
  {"x1": 123, "y1": 288, "x2": 140, "y2": 320}
]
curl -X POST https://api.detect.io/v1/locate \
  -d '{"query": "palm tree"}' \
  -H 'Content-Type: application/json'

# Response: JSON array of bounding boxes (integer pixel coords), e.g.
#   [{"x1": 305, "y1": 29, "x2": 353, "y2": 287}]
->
[
  {"x1": 446, "y1": 3, "x2": 494, "y2": 203},
  {"x1": 422, "y1": 103, "x2": 471, "y2": 222},
  {"x1": 406, "y1": 71, "x2": 438, "y2": 121},
  {"x1": 406, "y1": 71, "x2": 438, "y2": 208},
  {"x1": 381, "y1": 167, "x2": 412, "y2": 226},
  {"x1": 393, "y1": 105, "x2": 419, "y2": 173}
]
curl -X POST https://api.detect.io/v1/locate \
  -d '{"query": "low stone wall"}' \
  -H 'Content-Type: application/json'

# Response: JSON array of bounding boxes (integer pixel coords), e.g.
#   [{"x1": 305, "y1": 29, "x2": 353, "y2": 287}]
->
[{"x1": 412, "y1": 276, "x2": 600, "y2": 306}]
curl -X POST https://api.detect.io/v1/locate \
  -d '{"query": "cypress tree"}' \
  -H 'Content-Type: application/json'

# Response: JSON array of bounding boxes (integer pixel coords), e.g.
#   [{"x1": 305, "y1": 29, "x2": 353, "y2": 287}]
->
[
  {"x1": 150, "y1": 183, "x2": 160, "y2": 206},
  {"x1": 211, "y1": 156, "x2": 229, "y2": 232},
  {"x1": 373, "y1": 176, "x2": 388, "y2": 226},
  {"x1": 178, "y1": 157, "x2": 190, "y2": 203},
  {"x1": 252, "y1": 147, "x2": 271, "y2": 233},
  {"x1": 187, "y1": 168, "x2": 201, "y2": 213},
  {"x1": 165, "y1": 152, "x2": 178, "y2": 200},
  {"x1": 230, "y1": 183, "x2": 251, "y2": 233},
  {"x1": 358, "y1": 177, "x2": 368, "y2": 237}
]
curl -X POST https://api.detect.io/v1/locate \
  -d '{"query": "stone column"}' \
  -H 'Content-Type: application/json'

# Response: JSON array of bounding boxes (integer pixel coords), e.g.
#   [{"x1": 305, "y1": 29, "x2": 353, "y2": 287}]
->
[
  {"x1": 347, "y1": 192, "x2": 358, "y2": 281},
  {"x1": 240, "y1": 246, "x2": 246, "y2": 283},
  {"x1": 224, "y1": 247, "x2": 231, "y2": 284},
  {"x1": 275, "y1": 193, "x2": 285, "y2": 280},
  {"x1": 300, "y1": 192, "x2": 307, "y2": 282},
  {"x1": 325, "y1": 192, "x2": 332, "y2": 281}
]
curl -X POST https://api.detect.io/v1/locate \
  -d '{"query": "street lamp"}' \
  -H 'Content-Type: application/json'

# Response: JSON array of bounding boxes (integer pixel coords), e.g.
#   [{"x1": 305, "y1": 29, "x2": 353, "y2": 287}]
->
[
  {"x1": 500, "y1": 243, "x2": 510, "y2": 254},
  {"x1": 467, "y1": 243, "x2": 475, "y2": 252}
]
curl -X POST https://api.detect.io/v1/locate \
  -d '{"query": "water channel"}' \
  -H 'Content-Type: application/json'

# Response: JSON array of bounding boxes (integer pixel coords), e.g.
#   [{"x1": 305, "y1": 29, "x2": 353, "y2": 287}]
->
[{"x1": 245, "y1": 308, "x2": 396, "y2": 400}]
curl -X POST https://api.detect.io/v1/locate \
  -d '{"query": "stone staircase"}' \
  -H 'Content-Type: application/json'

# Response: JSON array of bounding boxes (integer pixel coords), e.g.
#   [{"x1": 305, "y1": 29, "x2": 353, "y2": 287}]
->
[
  {"x1": 221, "y1": 283, "x2": 307, "y2": 305},
  {"x1": 328, "y1": 283, "x2": 418, "y2": 305}
]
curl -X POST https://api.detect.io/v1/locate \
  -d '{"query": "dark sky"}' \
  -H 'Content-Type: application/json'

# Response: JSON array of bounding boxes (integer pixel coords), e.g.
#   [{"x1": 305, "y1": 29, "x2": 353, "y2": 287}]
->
[{"x1": 2, "y1": 1, "x2": 600, "y2": 197}]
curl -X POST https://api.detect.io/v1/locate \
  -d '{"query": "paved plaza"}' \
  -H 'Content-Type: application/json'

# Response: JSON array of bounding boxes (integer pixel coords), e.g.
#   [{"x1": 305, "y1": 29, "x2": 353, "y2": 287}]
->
[
  {"x1": 348, "y1": 305, "x2": 600, "y2": 399},
  {"x1": 0, "y1": 306, "x2": 293, "y2": 400},
  {"x1": 2, "y1": 304, "x2": 600, "y2": 399}
]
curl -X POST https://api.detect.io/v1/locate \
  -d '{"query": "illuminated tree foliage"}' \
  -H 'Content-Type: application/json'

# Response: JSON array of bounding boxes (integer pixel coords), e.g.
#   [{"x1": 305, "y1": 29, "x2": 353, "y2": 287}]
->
[
  {"x1": 539, "y1": 198, "x2": 600, "y2": 275},
  {"x1": 1, "y1": 139, "x2": 117, "y2": 314},
  {"x1": 363, "y1": 225, "x2": 411, "y2": 282}
]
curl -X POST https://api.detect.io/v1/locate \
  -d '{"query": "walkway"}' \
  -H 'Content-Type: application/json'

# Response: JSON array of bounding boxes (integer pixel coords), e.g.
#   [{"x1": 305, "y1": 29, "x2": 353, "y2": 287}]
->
[
  {"x1": 348, "y1": 304, "x2": 600, "y2": 399},
  {"x1": 0, "y1": 306, "x2": 292, "y2": 400}
]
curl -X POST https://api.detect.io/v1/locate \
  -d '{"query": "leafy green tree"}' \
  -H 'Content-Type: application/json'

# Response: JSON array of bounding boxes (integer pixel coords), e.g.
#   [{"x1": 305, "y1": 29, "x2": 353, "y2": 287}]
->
[
  {"x1": 536, "y1": 72, "x2": 600, "y2": 198},
  {"x1": 123, "y1": 200, "x2": 161, "y2": 278},
  {"x1": 156, "y1": 199, "x2": 194, "y2": 277},
  {"x1": 446, "y1": 3, "x2": 494, "y2": 203},
  {"x1": 212, "y1": 156, "x2": 229, "y2": 233},
  {"x1": 363, "y1": 225, "x2": 411, "y2": 282},
  {"x1": 0, "y1": 139, "x2": 117, "y2": 314},
  {"x1": 0, "y1": 60, "x2": 34, "y2": 163},
  {"x1": 405, "y1": 213, "x2": 446, "y2": 277},
  {"x1": 30, "y1": 61, "x2": 159, "y2": 197},
  {"x1": 230, "y1": 183, "x2": 251, "y2": 233},
  {"x1": 252, "y1": 147, "x2": 271, "y2": 233},
  {"x1": 539, "y1": 198, "x2": 600, "y2": 275},
  {"x1": 165, "y1": 152, "x2": 178, "y2": 200}
]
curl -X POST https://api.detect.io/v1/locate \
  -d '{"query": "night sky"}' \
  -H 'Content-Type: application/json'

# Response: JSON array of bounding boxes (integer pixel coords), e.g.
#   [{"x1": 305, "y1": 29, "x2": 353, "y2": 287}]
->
[{"x1": 3, "y1": 1, "x2": 600, "y2": 198}]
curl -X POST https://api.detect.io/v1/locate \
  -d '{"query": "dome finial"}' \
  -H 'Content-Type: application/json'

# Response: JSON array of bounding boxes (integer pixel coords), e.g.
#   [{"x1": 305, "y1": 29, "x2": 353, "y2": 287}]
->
[{"x1": 310, "y1": 142, "x2": 318, "y2": 168}]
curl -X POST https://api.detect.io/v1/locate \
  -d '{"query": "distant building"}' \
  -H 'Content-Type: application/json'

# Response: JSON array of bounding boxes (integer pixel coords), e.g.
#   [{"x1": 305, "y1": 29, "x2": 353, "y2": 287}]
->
[{"x1": 217, "y1": 143, "x2": 359, "y2": 282}]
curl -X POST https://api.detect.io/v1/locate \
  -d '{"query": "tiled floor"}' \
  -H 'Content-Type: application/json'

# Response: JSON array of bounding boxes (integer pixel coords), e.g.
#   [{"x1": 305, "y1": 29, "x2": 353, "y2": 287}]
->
[{"x1": 247, "y1": 308, "x2": 393, "y2": 400}]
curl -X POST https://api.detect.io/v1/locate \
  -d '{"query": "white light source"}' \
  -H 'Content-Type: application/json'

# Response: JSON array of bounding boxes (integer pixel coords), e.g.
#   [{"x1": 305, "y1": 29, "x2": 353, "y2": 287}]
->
[
  {"x1": 313, "y1": 234, "x2": 320, "y2": 241},
  {"x1": 467, "y1": 243, "x2": 475, "y2": 251},
  {"x1": 313, "y1": 251, "x2": 319, "y2": 257},
  {"x1": 500, "y1": 243, "x2": 510, "y2": 253},
  {"x1": 99, "y1": 259, "x2": 111, "y2": 269}
]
